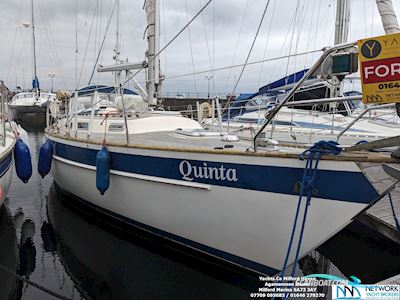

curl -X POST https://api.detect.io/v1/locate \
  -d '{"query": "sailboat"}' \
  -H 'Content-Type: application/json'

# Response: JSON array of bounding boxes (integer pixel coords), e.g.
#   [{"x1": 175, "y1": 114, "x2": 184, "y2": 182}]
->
[
  {"x1": 70, "y1": 0, "x2": 148, "y2": 118},
  {"x1": 43, "y1": 0, "x2": 400, "y2": 275},
  {"x1": 0, "y1": 83, "x2": 16, "y2": 210},
  {"x1": 209, "y1": 0, "x2": 400, "y2": 146},
  {"x1": 0, "y1": 80, "x2": 33, "y2": 210},
  {"x1": 9, "y1": 0, "x2": 56, "y2": 130}
]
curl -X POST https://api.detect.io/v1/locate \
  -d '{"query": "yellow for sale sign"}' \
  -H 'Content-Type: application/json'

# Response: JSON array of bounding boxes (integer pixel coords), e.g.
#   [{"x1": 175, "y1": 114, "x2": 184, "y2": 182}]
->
[{"x1": 358, "y1": 33, "x2": 400, "y2": 104}]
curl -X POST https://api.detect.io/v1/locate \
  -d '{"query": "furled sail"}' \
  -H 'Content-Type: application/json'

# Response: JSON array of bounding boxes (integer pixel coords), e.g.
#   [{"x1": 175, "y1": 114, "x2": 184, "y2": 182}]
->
[{"x1": 375, "y1": 0, "x2": 400, "y2": 34}]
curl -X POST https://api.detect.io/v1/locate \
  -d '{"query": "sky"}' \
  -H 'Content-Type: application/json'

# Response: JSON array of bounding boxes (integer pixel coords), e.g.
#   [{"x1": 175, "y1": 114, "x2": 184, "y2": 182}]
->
[{"x1": 0, "y1": 0, "x2": 399, "y2": 96}]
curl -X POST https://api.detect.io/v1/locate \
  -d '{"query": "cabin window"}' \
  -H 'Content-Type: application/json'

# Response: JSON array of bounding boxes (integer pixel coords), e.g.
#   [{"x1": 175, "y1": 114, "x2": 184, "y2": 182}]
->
[
  {"x1": 77, "y1": 122, "x2": 89, "y2": 130},
  {"x1": 108, "y1": 123, "x2": 124, "y2": 132}
]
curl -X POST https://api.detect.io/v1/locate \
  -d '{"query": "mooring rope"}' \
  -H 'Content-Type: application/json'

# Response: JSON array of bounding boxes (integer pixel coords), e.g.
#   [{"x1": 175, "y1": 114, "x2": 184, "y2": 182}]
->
[
  {"x1": 0, "y1": 263, "x2": 72, "y2": 300},
  {"x1": 276, "y1": 141, "x2": 342, "y2": 300},
  {"x1": 100, "y1": 112, "x2": 110, "y2": 145}
]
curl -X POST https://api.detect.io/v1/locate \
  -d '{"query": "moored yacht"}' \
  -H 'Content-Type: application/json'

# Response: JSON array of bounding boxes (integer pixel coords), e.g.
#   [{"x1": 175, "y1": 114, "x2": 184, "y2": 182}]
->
[
  {"x1": 9, "y1": 0, "x2": 56, "y2": 130},
  {"x1": 10, "y1": 91, "x2": 56, "y2": 128},
  {"x1": 0, "y1": 135, "x2": 16, "y2": 209},
  {"x1": 72, "y1": 85, "x2": 145, "y2": 112},
  {"x1": 0, "y1": 82, "x2": 18, "y2": 209},
  {"x1": 0, "y1": 81, "x2": 33, "y2": 209},
  {"x1": 43, "y1": 0, "x2": 400, "y2": 275}
]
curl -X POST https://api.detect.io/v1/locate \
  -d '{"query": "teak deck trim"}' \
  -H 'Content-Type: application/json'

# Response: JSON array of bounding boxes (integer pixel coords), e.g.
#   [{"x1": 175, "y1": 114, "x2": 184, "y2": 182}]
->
[{"x1": 47, "y1": 131, "x2": 400, "y2": 163}]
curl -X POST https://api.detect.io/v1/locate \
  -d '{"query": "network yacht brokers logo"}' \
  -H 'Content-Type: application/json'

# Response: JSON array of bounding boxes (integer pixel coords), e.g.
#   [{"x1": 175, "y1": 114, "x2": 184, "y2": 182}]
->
[
  {"x1": 304, "y1": 274, "x2": 399, "y2": 299},
  {"x1": 332, "y1": 284, "x2": 399, "y2": 299},
  {"x1": 179, "y1": 160, "x2": 238, "y2": 182}
]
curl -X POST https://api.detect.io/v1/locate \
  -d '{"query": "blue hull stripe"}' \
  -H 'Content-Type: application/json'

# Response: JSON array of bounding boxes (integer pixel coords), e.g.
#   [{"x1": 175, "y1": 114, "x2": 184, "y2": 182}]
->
[
  {"x1": 54, "y1": 142, "x2": 379, "y2": 204},
  {"x1": 57, "y1": 183, "x2": 279, "y2": 275},
  {"x1": 0, "y1": 154, "x2": 12, "y2": 178}
]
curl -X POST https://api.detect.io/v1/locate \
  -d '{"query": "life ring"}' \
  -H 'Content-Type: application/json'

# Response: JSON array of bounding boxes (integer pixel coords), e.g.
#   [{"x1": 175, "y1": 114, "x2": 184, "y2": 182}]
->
[{"x1": 199, "y1": 102, "x2": 212, "y2": 118}]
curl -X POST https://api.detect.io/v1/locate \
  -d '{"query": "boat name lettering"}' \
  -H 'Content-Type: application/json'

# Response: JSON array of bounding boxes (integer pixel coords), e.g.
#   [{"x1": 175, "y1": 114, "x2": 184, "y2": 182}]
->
[{"x1": 179, "y1": 160, "x2": 238, "y2": 182}]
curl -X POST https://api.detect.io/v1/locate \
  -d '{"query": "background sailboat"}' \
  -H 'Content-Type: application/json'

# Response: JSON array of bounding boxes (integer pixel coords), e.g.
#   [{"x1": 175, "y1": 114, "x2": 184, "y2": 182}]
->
[{"x1": 9, "y1": 0, "x2": 56, "y2": 130}]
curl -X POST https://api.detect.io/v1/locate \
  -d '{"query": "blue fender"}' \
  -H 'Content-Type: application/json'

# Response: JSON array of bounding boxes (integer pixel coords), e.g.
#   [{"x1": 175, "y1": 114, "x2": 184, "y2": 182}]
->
[
  {"x1": 96, "y1": 146, "x2": 111, "y2": 195},
  {"x1": 14, "y1": 139, "x2": 32, "y2": 183},
  {"x1": 38, "y1": 140, "x2": 53, "y2": 178}
]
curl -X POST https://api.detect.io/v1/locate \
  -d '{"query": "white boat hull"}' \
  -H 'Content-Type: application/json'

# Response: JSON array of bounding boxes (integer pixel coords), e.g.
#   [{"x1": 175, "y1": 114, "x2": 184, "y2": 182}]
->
[
  {"x1": 0, "y1": 136, "x2": 15, "y2": 208},
  {"x1": 0, "y1": 163, "x2": 13, "y2": 208},
  {"x1": 49, "y1": 136, "x2": 379, "y2": 274}
]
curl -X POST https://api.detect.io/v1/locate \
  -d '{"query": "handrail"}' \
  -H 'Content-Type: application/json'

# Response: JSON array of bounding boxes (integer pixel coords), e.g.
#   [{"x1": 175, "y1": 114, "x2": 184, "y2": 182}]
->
[
  {"x1": 336, "y1": 103, "x2": 396, "y2": 141},
  {"x1": 252, "y1": 41, "x2": 357, "y2": 150},
  {"x1": 0, "y1": 81, "x2": 6, "y2": 146},
  {"x1": 284, "y1": 95, "x2": 361, "y2": 106}
]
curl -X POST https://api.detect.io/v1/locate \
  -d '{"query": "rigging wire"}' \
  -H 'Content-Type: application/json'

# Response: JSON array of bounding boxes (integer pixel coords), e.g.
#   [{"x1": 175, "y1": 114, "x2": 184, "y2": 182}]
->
[
  {"x1": 37, "y1": 0, "x2": 68, "y2": 90},
  {"x1": 98, "y1": 0, "x2": 113, "y2": 83},
  {"x1": 320, "y1": 3, "x2": 335, "y2": 47},
  {"x1": 88, "y1": 0, "x2": 118, "y2": 85},
  {"x1": 95, "y1": 0, "x2": 103, "y2": 84},
  {"x1": 131, "y1": 49, "x2": 322, "y2": 85},
  {"x1": 270, "y1": 8, "x2": 298, "y2": 80},
  {"x1": 162, "y1": 0, "x2": 167, "y2": 77},
  {"x1": 122, "y1": 0, "x2": 213, "y2": 86},
  {"x1": 286, "y1": 1, "x2": 310, "y2": 76},
  {"x1": 9, "y1": 29, "x2": 26, "y2": 86},
  {"x1": 212, "y1": 0, "x2": 215, "y2": 95},
  {"x1": 327, "y1": 5, "x2": 337, "y2": 46},
  {"x1": 311, "y1": 0, "x2": 322, "y2": 62},
  {"x1": 304, "y1": 0, "x2": 317, "y2": 68},
  {"x1": 78, "y1": 1, "x2": 98, "y2": 87},
  {"x1": 290, "y1": 0, "x2": 310, "y2": 74},
  {"x1": 198, "y1": 0, "x2": 213, "y2": 71},
  {"x1": 222, "y1": 0, "x2": 272, "y2": 113},
  {"x1": 257, "y1": 0, "x2": 277, "y2": 87},
  {"x1": 6, "y1": 0, "x2": 24, "y2": 88},
  {"x1": 223, "y1": 0, "x2": 250, "y2": 92},
  {"x1": 94, "y1": 0, "x2": 99, "y2": 70},
  {"x1": 12, "y1": 35, "x2": 29, "y2": 85},
  {"x1": 284, "y1": 0, "x2": 301, "y2": 80},
  {"x1": 184, "y1": 0, "x2": 198, "y2": 94}
]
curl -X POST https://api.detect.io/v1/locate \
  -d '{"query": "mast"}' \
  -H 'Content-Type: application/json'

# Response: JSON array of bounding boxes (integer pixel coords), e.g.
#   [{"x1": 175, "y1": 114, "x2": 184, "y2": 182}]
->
[
  {"x1": 114, "y1": 0, "x2": 120, "y2": 62},
  {"x1": 31, "y1": 0, "x2": 38, "y2": 94},
  {"x1": 330, "y1": 0, "x2": 350, "y2": 101},
  {"x1": 75, "y1": 0, "x2": 78, "y2": 90},
  {"x1": 334, "y1": 0, "x2": 350, "y2": 45},
  {"x1": 375, "y1": 0, "x2": 400, "y2": 34},
  {"x1": 145, "y1": 0, "x2": 160, "y2": 105},
  {"x1": 114, "y1": 0, "x2": 121, "y2": 91}
]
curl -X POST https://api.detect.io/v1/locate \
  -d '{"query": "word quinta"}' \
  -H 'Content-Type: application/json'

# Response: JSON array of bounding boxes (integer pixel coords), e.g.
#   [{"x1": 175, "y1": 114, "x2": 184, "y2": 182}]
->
[{"x1": 179, "y1": 160, "x2": 238, "y2": 182}]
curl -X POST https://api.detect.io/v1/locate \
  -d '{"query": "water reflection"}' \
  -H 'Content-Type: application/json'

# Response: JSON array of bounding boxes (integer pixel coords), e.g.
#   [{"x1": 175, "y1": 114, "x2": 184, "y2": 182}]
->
[
  {"x1": 6, "y1": 131, "x2": 78, "y2": 300},
  {"x1": 47, "y1": 184, "x2": 259, "y2": 299},
  {"x1": 41, "y1": 221, "x2": 57, "y2": 253},
  {"x1": 18, "y1": 219, "x2": 37, "y2": 278},
  {"x1": 317, "y1": 219, "x2": 400, "y2": 283},
  {"x1": 0, "y1": 206, "x2": 22, "y2": 300}
]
